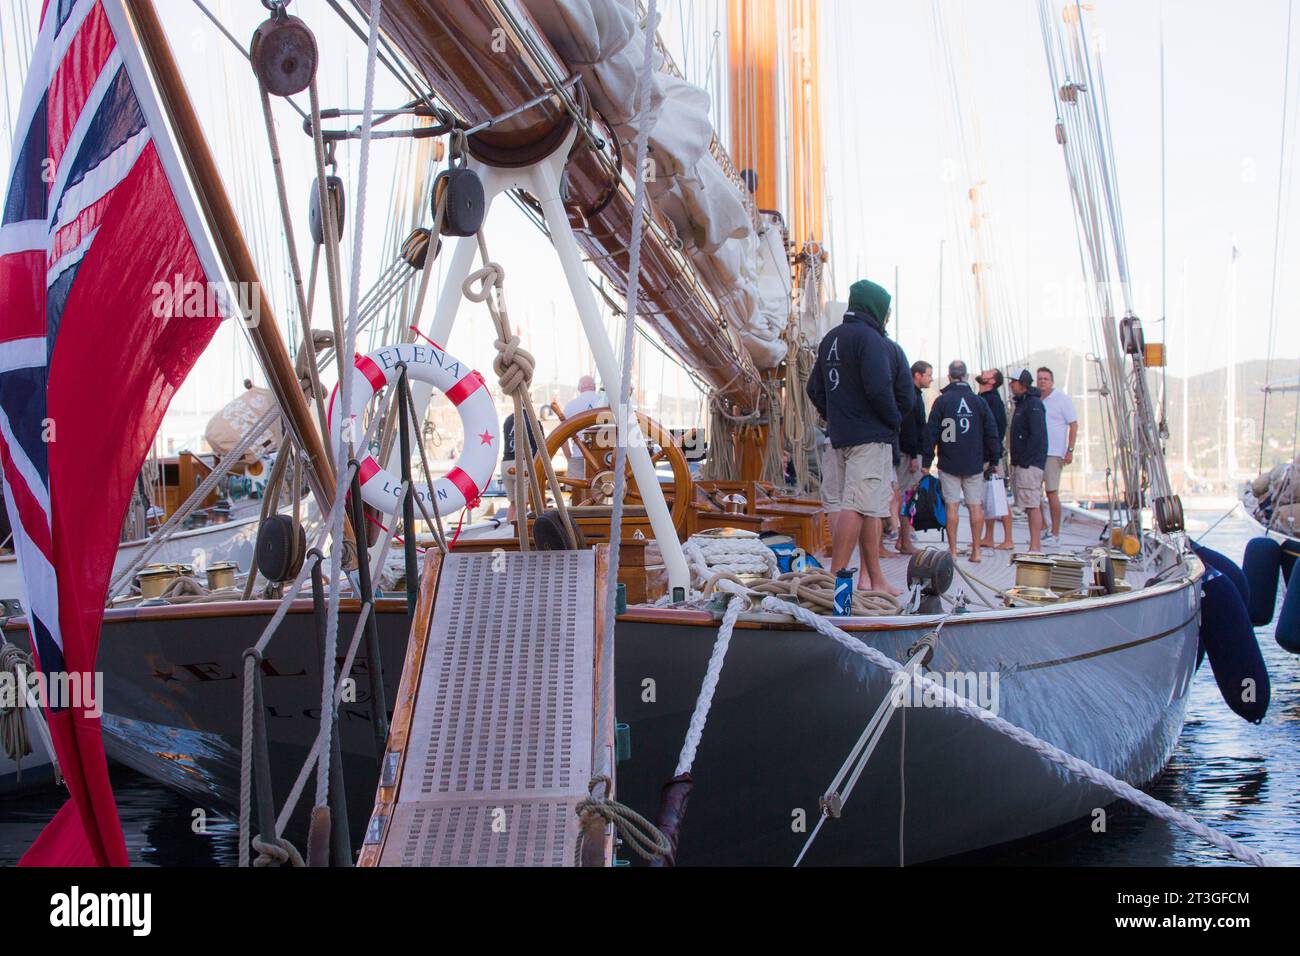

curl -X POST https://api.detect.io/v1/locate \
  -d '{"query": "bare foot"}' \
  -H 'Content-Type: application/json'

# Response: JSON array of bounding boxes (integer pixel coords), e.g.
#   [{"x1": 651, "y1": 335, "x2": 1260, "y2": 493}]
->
[
  {"x1": 979, "y1": 537, "x2": 995, "y2": 548},
  {"x1": 879, "y1": 548, "x2": 902, "y2": 558},
  {"x1": 872, "y1": 582, "x2": 904, "y2": 598},
  {"x1": 996, "y1": 542, "x2": 1014, "y2": 551},
  {"x1": 969, "y1": 554, "x2": 982, "y2": 564},
  {"x1": 898, "y1": 544, "x2": 919, "y2": 555}
]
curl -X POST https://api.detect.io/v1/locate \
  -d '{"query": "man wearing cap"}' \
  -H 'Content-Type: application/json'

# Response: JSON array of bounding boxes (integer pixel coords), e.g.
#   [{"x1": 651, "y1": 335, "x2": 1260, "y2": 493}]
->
[
  {"x1": 1009, "y1": 368, "x2": 1048, "y2": 552},
  {"x1": 923, "y1": 360, "x2": 1000, "y2": 563},
  {"x1": 807, "y1": 279, "x2": 912, "y2": 596}
]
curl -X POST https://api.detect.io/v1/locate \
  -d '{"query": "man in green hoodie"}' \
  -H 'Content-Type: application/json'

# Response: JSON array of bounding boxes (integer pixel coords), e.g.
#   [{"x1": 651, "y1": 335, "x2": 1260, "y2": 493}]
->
[{"x1": 808, "y1": 279, "x2": 913, "y2": 596}]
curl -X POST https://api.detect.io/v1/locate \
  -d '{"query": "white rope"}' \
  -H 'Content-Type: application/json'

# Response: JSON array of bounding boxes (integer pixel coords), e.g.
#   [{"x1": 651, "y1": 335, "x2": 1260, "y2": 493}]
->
[
  {"x1": 683, "y1": 534, "x2": 777, "y2": 582},
  {"x1": 315, "y1": 0, "x2": 382, "y2": 812},
  {"x1": 674, "y1": 592, "x2": 746, "y2": 777},
  {"x1": 761, "y1": 595, "x2": 1273, "y2": 867}
]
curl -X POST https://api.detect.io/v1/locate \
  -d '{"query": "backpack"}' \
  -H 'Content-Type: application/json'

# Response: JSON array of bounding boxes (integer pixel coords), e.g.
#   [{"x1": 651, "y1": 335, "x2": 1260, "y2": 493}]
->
[{"x1": 906, "y1": 474, "x2": 947, "y2": 533}]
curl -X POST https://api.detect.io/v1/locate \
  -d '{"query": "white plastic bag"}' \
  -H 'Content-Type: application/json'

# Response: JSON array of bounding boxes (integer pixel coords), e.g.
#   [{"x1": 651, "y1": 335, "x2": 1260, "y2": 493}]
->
[{"x1": 984, "y1": 475, "x2": 1009, "y2": 519}]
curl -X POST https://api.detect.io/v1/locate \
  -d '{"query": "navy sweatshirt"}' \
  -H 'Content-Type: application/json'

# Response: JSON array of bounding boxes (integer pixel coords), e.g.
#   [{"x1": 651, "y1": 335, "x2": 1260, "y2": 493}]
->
[
  {"x1": 1009, "y1": 387, "x2": 1049, "y2": 470},
  {"x1": 923, "y1": 381, "x2": 1001, "y2": 476},
  {"x1": 979, "y1": 389, "x2": 1008, "y2": 449},
  {"x1": 898, "y1": 384, "x2": 927, "y2": 457},
  {"x1": 807, "y1": 311, "x2": 913, "y2": 448}
]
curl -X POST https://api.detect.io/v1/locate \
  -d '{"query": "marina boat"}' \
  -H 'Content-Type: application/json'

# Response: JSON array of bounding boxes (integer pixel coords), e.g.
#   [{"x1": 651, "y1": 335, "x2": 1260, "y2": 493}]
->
[{"x1": 0, "y1": 0, "x2": 1273, "y2": 868}]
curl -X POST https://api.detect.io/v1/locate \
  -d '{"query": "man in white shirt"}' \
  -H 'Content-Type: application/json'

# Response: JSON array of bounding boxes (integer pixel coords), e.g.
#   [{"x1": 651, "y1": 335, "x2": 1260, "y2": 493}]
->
[
  {"x1": 562, "y1": 375, "x2": 608, "y2": 479},
  {"x1": 1036, "y1": 367, "x2": 1078, "y2": 540}
]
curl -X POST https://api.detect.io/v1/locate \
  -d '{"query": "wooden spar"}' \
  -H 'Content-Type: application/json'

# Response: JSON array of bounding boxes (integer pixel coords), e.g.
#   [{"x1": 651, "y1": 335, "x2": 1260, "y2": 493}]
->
[{"x1": 123, "y1": 0, "x2": 337, "y2": 515}]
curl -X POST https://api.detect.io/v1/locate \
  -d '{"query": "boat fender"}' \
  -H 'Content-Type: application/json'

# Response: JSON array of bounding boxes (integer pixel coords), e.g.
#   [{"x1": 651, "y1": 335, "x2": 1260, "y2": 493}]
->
[
  {"x1": 1199, "y1": 569, "x2": 1271, "y2": 723},
  {"x1": 329, "y1": 344, "x2": 498, "y2": 515},
  {"x1": 308, "y1": 175, "x2": 346, "y2": 246},
  {"x1": 1281, "y1": 538, "x2": 1300, "y2": 583},
  {"x1": 650, "y1": 772, "x2": 693, "y2": 868},
  {"x1": 1191, "y1": 544, "x2": 1250, "y2": 606},
  {"x1": 1277, "y1": 561, "x2": 1300, "y2": 654},
  {"x1": 433, "y1": 166, "x2": 485, "y2": 238},
  {"x1": 1241, "y1": 537, "x2": 1282, "y2": 626},
  {"x1": 256, "y1": 514, "x2": 306, "y2": 584}
]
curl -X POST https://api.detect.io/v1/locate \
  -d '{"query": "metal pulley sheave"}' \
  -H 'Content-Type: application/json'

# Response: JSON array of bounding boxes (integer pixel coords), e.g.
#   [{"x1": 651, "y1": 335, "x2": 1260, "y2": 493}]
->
[
  {"x1": 250, "y1": 2, "x2": 317, "y2": 97},
  {"x1": 308, "y1": 175, "x2": 345, "y2": 246},
  {"x1": 431, "y1": 147, "x2": 485, "y2": 238}
]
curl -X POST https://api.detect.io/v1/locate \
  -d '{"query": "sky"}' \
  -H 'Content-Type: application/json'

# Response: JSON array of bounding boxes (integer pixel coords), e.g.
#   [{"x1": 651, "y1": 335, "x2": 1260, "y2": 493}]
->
[{"x1": 2, "y1": 0, "x2": 1298, "y2": 444}]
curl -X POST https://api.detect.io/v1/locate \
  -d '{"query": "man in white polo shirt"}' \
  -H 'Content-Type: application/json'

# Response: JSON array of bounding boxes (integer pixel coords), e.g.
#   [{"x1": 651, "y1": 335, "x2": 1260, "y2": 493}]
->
[
  {"x1": 1036, "y1": 367, "x2": 1078, "y2": 540},
  {"x1": 562, "y1": 374, "x2": 608, "y2": 479}
]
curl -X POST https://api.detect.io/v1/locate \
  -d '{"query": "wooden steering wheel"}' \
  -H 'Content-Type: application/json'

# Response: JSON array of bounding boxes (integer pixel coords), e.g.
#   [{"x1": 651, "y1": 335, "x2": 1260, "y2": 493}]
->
[{"x1": 530, "y1": 407, "x2": 692, "y2": 538}]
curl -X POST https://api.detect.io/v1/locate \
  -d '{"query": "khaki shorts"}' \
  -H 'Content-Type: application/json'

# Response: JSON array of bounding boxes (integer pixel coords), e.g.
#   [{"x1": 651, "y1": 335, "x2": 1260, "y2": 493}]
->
[
  {"x1": 500, "y1": 462, "x2": 522, "y2": 509},
  {"x1": 939, "y1": 470, "x2": 984, "y2": 508},
  {"x1": 819, "y1": 443, "x2": 843, "y2": 511},
  {"x1": 1013, "y1": 465, "x2": 1045, "y2": 508},
  {"x1": 895, "y1": 455, "x2": 921, "y2": 493},
  {"x1": 823, "y1": 442, "x2": 892, "y2": 518},
  {"x1": 1044, "y1": 456, "x2": 1064, "y2": 494}
]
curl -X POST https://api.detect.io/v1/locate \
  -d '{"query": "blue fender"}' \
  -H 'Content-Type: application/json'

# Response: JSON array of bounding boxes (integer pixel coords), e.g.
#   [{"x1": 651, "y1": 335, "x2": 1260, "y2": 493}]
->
[
  {"x1": 1281, "y1": 538, "x2": 1300, "y2": 583},
  {"x1": 1199, "y1": 569, "x2": 1270, "y2": 723},
  {"x1": 1277, "y1": 560, "x2": 1300, "y2": 654},
  {"x1": 1241, "y1": 537, "x2": 1282, "y2": 626},
  {"x1": 1192, "y1": 544, "x2": 1250, "y2": 606}
]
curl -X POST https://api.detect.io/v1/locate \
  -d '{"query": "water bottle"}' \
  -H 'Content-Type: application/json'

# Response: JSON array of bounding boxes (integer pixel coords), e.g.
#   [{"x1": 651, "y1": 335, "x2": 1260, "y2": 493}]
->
[{"x1": 834, "y1": 568, "x2": 856, "y2": 616}]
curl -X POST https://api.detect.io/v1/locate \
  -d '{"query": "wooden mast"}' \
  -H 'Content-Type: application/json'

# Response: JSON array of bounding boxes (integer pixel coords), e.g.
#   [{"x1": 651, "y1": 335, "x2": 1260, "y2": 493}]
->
[
  {"x1": 728, "y1": 0, "x2": 826, "y2": 484},
  {"x1": 728, "y1": 0, "x2": 780, "y2": 211},
  {"x1": 786, "y1": 0, "x2": 825, "y2": 247},
  {"x1": 123, "y1": 0, "x2": 338, "y2": 514}
]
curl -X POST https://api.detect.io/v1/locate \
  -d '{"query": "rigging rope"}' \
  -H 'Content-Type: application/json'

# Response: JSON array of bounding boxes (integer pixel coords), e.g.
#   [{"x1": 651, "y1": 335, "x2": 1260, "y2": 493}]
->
[{"x1": 595, "y1": 0, "x2": 661, "y2": 787}]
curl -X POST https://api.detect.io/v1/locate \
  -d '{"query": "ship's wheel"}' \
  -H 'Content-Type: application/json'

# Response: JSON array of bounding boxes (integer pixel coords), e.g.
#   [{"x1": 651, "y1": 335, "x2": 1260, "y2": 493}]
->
[{"x1": 530, "y1": 407, "x2": 692, "y2": 538}]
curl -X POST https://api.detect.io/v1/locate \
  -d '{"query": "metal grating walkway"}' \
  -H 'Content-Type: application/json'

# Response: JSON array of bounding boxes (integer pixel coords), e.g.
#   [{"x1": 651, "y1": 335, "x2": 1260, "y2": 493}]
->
[{"x1": 364, "y1": 550, "x2": 603, "y2": 867}]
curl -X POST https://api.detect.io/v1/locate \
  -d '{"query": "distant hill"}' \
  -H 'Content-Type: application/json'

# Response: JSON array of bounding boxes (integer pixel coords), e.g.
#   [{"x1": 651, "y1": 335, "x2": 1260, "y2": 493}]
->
[{"x1": 983, "y1": 349, "x2": 1299, "y2": 495}]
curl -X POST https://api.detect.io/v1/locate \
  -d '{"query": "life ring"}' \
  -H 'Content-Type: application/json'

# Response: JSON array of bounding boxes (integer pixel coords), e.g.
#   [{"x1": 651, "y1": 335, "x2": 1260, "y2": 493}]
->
[{"x1": 327, "y1": 342, "x2": 498, "y2": 515}]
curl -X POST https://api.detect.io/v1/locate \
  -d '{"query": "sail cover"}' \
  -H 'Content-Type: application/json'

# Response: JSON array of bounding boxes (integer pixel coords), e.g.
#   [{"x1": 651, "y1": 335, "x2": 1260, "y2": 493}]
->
[{"x1": 0, "y1": 0, "x2": 227, "y2": 865}]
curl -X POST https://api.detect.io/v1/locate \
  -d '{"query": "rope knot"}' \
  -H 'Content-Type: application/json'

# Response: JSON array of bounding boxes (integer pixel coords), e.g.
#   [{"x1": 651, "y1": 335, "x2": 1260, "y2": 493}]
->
[
  {"x1": 251, "y1": 834, "x2": 305, "y2": 868},
  {"x1": 463, "y1": 263, "x2": 504, "y2": 303},
  {"x1": 493, "y1": 334, "x2": 535, "y2": 396}
]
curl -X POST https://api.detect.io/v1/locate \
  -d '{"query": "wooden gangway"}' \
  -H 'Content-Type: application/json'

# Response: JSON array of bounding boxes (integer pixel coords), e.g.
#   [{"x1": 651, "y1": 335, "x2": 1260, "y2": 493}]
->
[{"x1": 358, "y1": 547, "x2": 613, "y2": 867}]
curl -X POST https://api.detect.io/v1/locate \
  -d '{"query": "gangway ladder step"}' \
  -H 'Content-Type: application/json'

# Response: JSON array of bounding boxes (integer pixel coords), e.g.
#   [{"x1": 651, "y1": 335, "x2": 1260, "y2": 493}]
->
[{"x1": 358, "y1": 546, "x2": 615, "y2": 866}]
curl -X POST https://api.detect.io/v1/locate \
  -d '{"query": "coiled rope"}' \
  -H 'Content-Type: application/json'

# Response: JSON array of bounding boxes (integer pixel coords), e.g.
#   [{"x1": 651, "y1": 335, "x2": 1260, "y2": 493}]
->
[
  {"x1": 751, "y1": 571, "x2": 902, "y2": 616},
  {"x1": 0, "y1": 640, "x2": 32, "y2": 764},
  {"x1": 574, "y1": 775, "x2": 670, "y2": 863}
]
